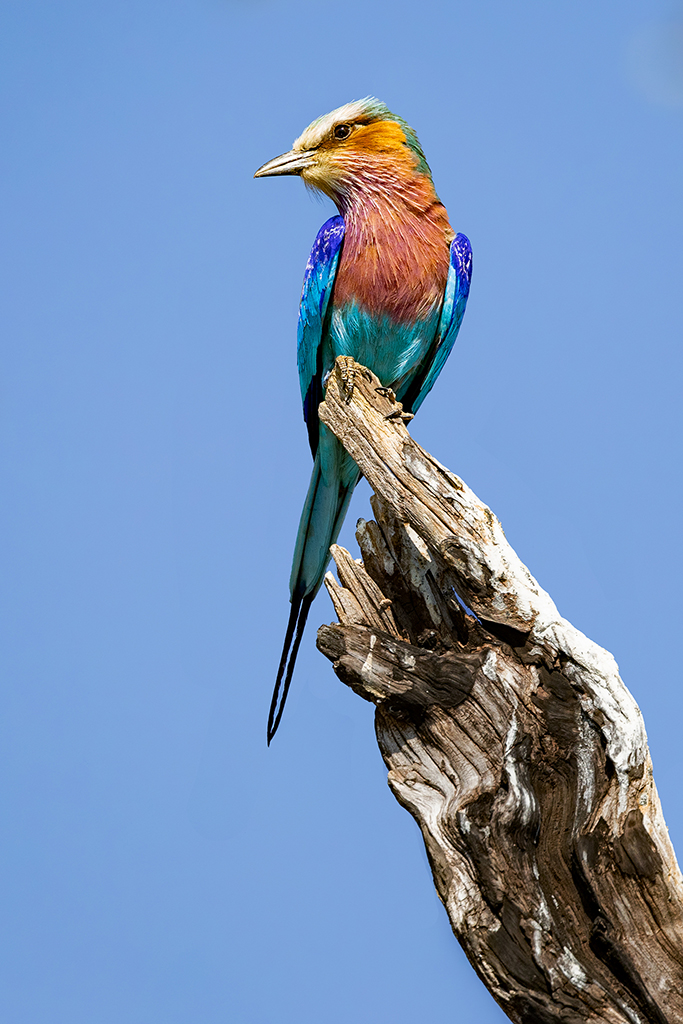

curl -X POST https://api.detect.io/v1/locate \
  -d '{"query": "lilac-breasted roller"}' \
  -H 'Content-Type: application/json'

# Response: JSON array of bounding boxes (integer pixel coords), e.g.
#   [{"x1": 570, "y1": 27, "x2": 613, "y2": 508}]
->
[{"x1": 255, "y1": 98, "x2": 472, "y2": 743}]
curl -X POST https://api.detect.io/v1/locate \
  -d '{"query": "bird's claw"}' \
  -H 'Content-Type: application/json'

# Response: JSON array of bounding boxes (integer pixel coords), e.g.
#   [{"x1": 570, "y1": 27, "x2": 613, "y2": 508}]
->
[
  {"x1": 337, "y1": 356, "x2": 356, "y2": 404},
  {"x1": 375, "y1": 386, "x2": 413, "y2": 422},
  {"x1": 385, "y1": 407, "x2": 414, "y2": 422}
]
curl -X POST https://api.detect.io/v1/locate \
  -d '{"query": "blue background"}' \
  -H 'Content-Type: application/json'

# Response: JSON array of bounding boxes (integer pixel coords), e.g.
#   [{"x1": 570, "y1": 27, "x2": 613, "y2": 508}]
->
[{"x1": 1, "y1": 2, "x2": 682, "y2": 1021}]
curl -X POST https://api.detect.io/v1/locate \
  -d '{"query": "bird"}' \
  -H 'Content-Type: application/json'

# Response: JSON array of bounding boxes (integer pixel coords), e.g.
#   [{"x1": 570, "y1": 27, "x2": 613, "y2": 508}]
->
[{"x1": 254, "y1": 98, "x2": 472, "y2": 743}]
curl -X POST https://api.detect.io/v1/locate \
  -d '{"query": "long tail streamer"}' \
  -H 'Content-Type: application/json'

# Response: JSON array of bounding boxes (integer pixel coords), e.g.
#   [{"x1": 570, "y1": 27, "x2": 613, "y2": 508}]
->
[{"x1": 267, "y1": 592, "x2": 314, "y2": 744}]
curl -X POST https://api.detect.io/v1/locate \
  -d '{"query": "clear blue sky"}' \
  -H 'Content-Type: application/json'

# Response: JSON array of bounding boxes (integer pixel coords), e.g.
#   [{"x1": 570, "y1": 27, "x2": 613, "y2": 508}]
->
[{"x1": 1, "y1": 1, "x2": 682, "y2": 1021}]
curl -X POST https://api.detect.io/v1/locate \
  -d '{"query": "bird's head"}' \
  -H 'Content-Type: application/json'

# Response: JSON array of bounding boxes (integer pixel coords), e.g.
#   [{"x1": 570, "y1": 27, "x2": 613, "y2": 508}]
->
[{"x1": 254, "y1": 98, "x2": 432, "y2": 206}]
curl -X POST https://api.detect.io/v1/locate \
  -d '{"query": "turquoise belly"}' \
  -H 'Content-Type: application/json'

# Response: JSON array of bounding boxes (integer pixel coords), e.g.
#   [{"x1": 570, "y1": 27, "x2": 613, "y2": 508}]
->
[{"x1": 323, "y1": 302, "x2": 442, "y2": 401}]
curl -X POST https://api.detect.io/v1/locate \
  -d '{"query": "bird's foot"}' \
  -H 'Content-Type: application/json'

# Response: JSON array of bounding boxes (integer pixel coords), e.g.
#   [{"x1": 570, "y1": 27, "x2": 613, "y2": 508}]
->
[
  {"x1": 376, "y1": 387, "x2": 414, "y2": 422},
  {"x1": 337, "y1": 356, "x2": 357, "y2": 405},
  {"x1": 385, "y1": 406, "x2": 414, "y2": 423}
]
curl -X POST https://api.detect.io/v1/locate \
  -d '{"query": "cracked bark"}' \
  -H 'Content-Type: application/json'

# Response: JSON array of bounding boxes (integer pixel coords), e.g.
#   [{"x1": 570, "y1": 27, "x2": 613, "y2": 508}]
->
[{"x1": 315, "y1": 357, "x2": 683, "y2": 1024}]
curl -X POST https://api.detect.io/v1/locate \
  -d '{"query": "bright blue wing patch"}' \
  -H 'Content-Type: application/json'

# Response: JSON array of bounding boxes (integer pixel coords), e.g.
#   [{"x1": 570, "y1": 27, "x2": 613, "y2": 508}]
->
[
  {"x1": 298, "y1": 216, "x2": 345, "y2": 456},
  {"x1": 404, "y1": 233, "x2": 472, "y2": 414}
]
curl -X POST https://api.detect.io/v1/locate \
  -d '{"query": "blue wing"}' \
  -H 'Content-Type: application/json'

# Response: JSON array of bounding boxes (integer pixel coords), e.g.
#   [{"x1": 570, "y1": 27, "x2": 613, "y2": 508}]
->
[
  {"x1": 297, "y1": 216, "x2": 345, "y2": 457},
  {"x1": 402, "y1": 233, "x2": 472, "y2": 415}
]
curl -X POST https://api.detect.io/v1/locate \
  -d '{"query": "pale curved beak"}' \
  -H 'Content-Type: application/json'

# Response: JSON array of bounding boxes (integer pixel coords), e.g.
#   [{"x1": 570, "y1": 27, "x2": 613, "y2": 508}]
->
[{"x1": 254, "y1": 149, "x2": 316, "y2": 178}]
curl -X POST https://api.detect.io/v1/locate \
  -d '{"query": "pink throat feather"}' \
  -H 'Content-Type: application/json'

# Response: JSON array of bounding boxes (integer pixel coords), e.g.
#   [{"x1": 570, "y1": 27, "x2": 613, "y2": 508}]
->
[{"x1": 329, "y1": 157, "x2": 454, "y2": 324}]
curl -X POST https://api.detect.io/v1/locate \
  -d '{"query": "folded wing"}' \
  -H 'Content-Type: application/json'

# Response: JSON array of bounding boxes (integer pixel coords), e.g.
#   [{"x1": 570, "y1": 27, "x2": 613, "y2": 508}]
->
[
  {"x1": 400, "y1": 233, "x2": 472, "y2": 415},
  {"x1": 298, "y1": 216, "x2": 345, "y2": 456}
]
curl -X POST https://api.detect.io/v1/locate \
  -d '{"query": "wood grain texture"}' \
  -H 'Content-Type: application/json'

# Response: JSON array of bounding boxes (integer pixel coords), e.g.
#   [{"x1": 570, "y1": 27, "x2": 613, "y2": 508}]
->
[{"x1": 316, "y1": 357, "x2": 683, "y2": 1024}]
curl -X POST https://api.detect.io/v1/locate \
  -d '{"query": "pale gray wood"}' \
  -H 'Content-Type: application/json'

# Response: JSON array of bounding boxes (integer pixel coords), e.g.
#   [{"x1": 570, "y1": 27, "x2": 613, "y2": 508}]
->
[{"x1": 315, "y1": 356, "x2": 683, "y2": 1024}]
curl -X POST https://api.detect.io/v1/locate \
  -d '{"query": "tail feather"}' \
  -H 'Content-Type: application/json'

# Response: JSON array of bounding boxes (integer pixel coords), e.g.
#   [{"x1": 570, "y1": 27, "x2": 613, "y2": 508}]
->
[
  {"x1": 267, "y1": 591, "x2": 314, "y2": 745},
  {"x1": 267, "y1": 435, "x2": 360, "y2": 743}
]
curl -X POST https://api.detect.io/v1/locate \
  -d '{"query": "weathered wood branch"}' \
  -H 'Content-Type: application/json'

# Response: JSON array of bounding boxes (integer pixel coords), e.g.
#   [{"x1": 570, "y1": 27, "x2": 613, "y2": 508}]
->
[{"x1": 316, "y1": 357, "x2": 683, "y2": 1024}]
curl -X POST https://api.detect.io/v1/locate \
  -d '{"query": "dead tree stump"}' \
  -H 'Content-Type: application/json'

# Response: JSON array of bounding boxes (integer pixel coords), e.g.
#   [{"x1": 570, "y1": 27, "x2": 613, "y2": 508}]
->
[{"x1": 315, "y1": 356, "x2": 683, "y2": 1024}]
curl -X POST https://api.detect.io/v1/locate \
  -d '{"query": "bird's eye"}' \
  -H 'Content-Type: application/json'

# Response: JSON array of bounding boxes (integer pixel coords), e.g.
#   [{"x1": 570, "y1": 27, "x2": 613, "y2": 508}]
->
[{"x1": 334, "y1": 124, "x2": 351, "y2": 140}]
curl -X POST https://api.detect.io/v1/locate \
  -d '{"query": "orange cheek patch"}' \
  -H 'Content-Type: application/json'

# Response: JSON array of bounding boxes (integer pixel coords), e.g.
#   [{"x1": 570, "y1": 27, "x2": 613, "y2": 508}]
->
[{"x1": 351, "y1": 121, "x2": 408, "y2": 154}]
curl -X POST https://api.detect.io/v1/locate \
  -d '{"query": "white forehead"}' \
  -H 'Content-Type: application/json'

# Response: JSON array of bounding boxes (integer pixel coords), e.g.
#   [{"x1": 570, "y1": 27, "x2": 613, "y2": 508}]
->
[{"x1": 293, "y1": 100, "x2": 371, "y2": 151}]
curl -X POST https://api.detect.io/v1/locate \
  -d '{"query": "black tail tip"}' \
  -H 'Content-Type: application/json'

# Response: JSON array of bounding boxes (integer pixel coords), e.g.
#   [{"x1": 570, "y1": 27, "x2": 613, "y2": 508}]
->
[{"x1": 267, "y1": 593, "x2": 314, "y2": 746}]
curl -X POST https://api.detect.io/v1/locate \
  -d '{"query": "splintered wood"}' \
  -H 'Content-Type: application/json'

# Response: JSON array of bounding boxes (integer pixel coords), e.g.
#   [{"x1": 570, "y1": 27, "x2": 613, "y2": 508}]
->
[{"x1": 316, "y1": 356, "x2": 683, "y2": 1024}]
